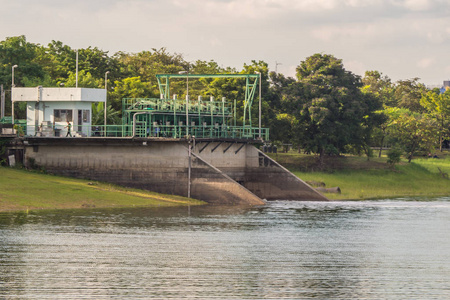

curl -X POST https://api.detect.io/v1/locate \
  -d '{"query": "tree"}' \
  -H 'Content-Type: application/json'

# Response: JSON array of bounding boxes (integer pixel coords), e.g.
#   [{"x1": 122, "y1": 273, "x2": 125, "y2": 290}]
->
[
  {"x1": 109, "y1": 77, "x2": 154, "y2": 112},
  {"x1": 385, "y1": 107, "x2": 438, "y2": 162},
  {"x1": 114, "y1": 48, "x2": 186, "y2": 89},
  {"x1": 270, "y1": 113, "x2": 297, "y2": 151},
  {"x1": 362, "y1": 70, "x2": 395, "y2": 106},
  {"x1": 290, "y1": 53, "x2": 383, "y2": 162},
  {"x1": 0, "y1": 35, "x2": 45, "y2": 88},
  {"x1": 265, "y1": 71, "x2": 296, "y2": 146},
  {"x1": 91, "y1": 103, "x2": 120, "y2": 125},
  {"x1": 35, "y1": 40, "x2": 75, "y2": 84},
  {"x1": 420, "y1": 89, "x2": 450, "y2": 151},
  {"x1": 394, "y1": 78, "x2": 427, "y2": 112},
  {"x1": 65, "y1": 70, "x2": 103, "y2": 88}
]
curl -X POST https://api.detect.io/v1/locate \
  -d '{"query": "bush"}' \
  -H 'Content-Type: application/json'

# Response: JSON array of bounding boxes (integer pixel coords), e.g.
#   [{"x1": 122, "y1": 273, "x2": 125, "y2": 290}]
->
[{"x1": 387, "y1": 147, "x2": 402, "y2": 167}]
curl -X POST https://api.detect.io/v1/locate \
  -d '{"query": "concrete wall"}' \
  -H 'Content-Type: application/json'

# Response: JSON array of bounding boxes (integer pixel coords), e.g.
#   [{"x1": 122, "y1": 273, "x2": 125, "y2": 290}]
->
[
  {"x1": 192, "y1": 141, "x2": 327, "y2": 201},
  {"x1": 22, "y1": 138, "x2": 327, "y2": 205},
  {"x1": 23, "y1": 139, "x2": 266, "y2": 205}
]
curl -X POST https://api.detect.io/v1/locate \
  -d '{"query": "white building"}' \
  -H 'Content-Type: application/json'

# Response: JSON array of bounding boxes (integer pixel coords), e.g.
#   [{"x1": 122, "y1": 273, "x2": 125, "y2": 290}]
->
[{"x1": 12, "y1": 86, "x2": 106, "y2": 137}]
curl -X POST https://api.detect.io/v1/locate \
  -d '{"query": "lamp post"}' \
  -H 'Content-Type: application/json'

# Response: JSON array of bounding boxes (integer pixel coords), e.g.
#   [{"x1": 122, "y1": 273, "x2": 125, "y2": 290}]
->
[
  {"x1": 179, "y1": 69, "x2": 191, "y2": 198},
  {"x1": 104, "y1": 71, "x2": 110, "y2": 128},
  {"x1": 75, "y1": 50, "x2": 79, "y2": 88},
  {"x1": 178, "y1": 70, "x2": 189, "y2": 136},
  {"x1": 12, "y1": 65, "x2": 18, "y2": 87},
  {"x1": 256, "y1": 71, "x2": 262, "y2": 139},
  {"x1": 11, "y1": 65, "x2": 18, "y2": 124}
]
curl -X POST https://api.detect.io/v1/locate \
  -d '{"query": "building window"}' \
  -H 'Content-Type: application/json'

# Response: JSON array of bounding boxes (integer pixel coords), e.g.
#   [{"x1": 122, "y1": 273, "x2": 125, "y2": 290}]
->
[
  {"x1": 54, "y1": 109, "x2": 73, "y2": 122},
  {"x1": 82, "y1": 110, "x2": 90, "y2": 123}
]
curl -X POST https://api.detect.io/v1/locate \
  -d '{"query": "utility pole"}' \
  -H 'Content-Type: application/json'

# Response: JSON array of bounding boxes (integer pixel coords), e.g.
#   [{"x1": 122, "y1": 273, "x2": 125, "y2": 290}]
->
[
  {"x1": 104, "y1": 71, "x2": 110, "y2": 128},
  {"x1": 76, "y1": 50, "x2": 79, "y2": 88},
  {"x1": 1, "y1": 85, "x2": 5, "y2": 119}
]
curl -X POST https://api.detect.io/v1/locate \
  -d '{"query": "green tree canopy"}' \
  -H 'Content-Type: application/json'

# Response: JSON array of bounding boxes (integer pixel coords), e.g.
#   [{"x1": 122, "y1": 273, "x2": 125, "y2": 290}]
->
[
  {"x1": 420, "y1": 89, "x2": 450, "y2": 151},
  {"x1": 291, "y1": 53, "x2": 383, "y2": 160},
  {"x1": 385, "y1": 107, "x2": 438, "y2": 162},
  {"x1": 394, "y1": 78, "x2": 428, "y2": 112},
  {"x1": 0, "y1": 35, "x2": 45, "y2": 88},
  {"x1": 362, "y1": 70, "x2": 395, "y2": 106}
]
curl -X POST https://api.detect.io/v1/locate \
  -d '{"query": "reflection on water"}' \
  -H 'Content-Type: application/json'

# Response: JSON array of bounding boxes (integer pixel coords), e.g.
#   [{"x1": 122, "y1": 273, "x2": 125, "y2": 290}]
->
[{"x1": 1, "y1": 199, "x2": 449, "y2": 299}]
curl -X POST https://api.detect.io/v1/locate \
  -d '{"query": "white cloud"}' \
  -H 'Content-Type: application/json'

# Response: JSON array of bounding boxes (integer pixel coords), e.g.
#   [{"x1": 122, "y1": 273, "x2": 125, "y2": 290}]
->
[
  {"x1": 417, "y1": 57, "x2": 436, "y2": 68},
  {"x1": 396, "y1": 0, "x2": 434, "y2": 11},
  {"x1": 2, "y1": 0, "x2": 450, "y2": 85},
  {"x1": 445, "y1": 65, "x2": 450, "y2": 74},
  {"x1": 344, "y1": 60, "x2": 367, "y2": 76}
]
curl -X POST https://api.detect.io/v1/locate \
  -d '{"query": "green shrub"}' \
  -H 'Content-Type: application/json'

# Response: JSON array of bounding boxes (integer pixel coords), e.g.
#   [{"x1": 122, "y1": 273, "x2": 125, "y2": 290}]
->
[{"x1": 387, "y1": 147, "x2": 402, "y2": 167}]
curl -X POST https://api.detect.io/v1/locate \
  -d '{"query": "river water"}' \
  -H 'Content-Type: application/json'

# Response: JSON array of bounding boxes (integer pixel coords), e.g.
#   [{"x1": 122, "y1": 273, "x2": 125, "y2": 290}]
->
[{"x1": 0, "y1": 199, "x2": 449, "y2": 299}]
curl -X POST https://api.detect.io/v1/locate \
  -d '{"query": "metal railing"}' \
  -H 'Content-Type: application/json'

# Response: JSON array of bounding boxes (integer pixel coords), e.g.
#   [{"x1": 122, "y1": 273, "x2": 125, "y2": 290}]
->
[
  {"x1": 22, "y1": 124, "x2": 269, "y2": 140},
  {"x1": 123, "y1": 98, "x2": 233, "y2": 115}
]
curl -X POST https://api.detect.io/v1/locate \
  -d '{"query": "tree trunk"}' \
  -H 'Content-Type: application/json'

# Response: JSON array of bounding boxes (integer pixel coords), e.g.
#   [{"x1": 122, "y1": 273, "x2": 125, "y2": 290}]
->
[
  {"x1": 319, "y1": 148, "x2": 325, "y2": 169},
  {"x1": 379, "y1": 135, "x2": 385, "y2": 158},
  {"x1": 440, "y1": 117, "x2": 444, "y2": 152}
]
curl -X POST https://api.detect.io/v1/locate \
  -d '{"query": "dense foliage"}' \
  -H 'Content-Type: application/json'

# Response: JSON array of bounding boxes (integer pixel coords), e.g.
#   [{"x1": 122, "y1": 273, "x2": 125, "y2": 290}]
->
[{"x1": 1, "y1": 35, "x2": 449, "y2": 161}]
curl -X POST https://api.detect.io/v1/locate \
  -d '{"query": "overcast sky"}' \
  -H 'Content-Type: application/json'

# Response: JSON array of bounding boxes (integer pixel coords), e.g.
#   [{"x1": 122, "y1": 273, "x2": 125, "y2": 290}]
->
[{"x1": 1, "y1": 0, "x2": 449, "y2": 85}]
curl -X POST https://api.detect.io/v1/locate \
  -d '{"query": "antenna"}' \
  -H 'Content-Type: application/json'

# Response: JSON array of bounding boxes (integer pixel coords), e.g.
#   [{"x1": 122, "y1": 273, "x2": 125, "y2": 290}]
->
[{"x1": 275, "y1": 61, "x2": 282, "y2": 73}]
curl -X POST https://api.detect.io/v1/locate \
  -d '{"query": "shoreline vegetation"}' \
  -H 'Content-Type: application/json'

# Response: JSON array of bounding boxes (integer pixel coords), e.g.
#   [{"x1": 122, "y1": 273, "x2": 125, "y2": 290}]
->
[
  {"x1": 1, "y1": 151, "x2": 449, "y2": 213},
  {"x1": 268, "y1": 151, "x2": 450, "y2": 200},
  {"x1": 0, "y1": 168, "x2": 204, "y2": 213}
]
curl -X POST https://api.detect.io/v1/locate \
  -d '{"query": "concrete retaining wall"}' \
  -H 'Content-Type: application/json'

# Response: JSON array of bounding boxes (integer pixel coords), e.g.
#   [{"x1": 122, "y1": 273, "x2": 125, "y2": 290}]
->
[
  {"x1": 20, "y1": 138, "x2": 327, "y2": 205},
  {"x1": 192, "y1": 141, "x2": 327, "y2": 201}
]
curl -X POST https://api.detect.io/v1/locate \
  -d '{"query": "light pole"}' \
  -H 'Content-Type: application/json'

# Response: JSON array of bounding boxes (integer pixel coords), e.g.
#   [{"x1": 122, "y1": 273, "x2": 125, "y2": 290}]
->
[
  {"x1": 256, "y1": 71, "x2": 262, "y2": 139},
  {"x1": 104, "y1": 71, "x2": 110, "y2": 128},
  {"x1": 179, "y1": 69, "x2": 191, "y2": 198},
  {"x1": 178, "y1": 70, "x2": 189, "y2": 136},
  {"x1": 11, "y1": 65, "x2": 18, "y2": 124},
  {"x1": 12, "y1": 65, "x2": 18, "y2": 87},
  {"x1": 75, "y1": 50, "x2": 79, "y2": 88}
]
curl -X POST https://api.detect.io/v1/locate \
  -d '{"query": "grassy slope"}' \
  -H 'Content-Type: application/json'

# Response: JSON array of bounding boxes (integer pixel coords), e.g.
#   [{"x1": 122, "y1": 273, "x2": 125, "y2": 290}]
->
[
  {"x1": 0, "y1": 168, "x2": 204, "y2": 212},
  {"x1": 268, "y1": 152, "x2": 450, "y2": 200}
]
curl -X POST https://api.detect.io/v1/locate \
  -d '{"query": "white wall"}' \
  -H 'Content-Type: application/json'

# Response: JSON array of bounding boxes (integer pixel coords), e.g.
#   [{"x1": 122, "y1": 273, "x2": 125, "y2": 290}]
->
[
  {"x1": 26, "y1": 101, "x2": 92, "y2": 136},
  {"x1": 13, "y1": 87, "x2": 106, "y2": 102}
]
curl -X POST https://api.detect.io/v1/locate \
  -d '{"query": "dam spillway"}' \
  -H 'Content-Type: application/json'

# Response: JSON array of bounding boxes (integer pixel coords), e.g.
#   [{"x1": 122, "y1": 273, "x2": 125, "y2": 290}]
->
[{"x1": 9, "y1": 137, "x2": 328, "y2": 205}]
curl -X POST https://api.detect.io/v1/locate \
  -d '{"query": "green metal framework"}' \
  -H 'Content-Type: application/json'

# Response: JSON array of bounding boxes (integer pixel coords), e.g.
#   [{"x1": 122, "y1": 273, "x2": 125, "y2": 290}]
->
[
  {"x1": 156, "y1": 74, "x2": 259, "y2": 127},
  {"x1": 12, "y1": 74, "x2": 269, "y2": 140}
]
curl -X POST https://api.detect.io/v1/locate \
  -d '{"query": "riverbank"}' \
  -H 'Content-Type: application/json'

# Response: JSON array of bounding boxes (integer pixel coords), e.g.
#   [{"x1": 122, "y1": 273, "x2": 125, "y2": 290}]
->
[
  {"x1": 2, "y1": 152, "x2": 449, "y2": 212},
  {"x1": 268, "y1": 151, "x2": 450, "y2": 200},
  {"x1": 0, "y1": 168, "x2": 204, "y2": 212}
]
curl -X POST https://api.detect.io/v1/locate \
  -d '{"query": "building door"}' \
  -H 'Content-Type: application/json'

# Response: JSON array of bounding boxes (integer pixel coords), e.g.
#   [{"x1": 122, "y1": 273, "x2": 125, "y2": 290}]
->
[{"x1": 78, "y1": 110, "x2": 82, "y2": 132}]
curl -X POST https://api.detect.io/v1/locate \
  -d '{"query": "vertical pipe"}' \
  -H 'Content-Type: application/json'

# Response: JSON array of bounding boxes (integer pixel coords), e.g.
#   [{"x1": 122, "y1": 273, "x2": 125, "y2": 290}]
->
[
  {"x1": 11, "y1": 101, "x2": 14, "y2": 125},
  {"x1": 186, "y1": 72, "x2": 189, "y2": 137},
  {"x1": 259, "y1": 72, "x2": 262, "y2": 139},
  {"x1": 234, "y1": 99, "x2": 236, "y2": 127},
  {"x1": 222, "y1": 97, "x2": 225, "y2": 137},
  {"x1": 11, "y1": 65, "x2": 18, "y2": 124},
  {"x1": 188, "y1": 140, "x2": 191, "y2": 198}
]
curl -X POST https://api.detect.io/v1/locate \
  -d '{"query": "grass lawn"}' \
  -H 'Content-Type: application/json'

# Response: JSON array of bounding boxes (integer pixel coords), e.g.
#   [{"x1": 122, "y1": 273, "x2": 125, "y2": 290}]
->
[
  {"x1": 0, "y1": 167, "x2": 204, "y2": 212},
  {"x1": 269, "y1": 151, "x2": 450, "y2": 200}
]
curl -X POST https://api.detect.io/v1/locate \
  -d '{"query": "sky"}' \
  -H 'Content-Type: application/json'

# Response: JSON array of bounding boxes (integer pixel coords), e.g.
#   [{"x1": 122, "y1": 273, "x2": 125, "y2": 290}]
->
[{"x1": 1, "y1": 0, "x2": 450, "y2": 86}]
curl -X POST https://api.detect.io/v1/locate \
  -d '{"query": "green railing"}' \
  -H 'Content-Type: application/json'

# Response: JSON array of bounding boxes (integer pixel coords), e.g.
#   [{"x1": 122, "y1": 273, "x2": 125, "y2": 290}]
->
[
  {"x1": 24, "y1": 124, "x2": 269, "y2": 140},
  {"x1": 122, "y1": 98, "x2": 233, "y2": 115}
]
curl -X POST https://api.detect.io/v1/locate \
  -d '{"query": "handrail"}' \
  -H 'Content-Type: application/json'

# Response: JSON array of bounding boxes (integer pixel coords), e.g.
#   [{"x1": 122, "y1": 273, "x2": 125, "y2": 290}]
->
[{"x1": 21, "y1": 123, "x2": 269, "y2": 140}]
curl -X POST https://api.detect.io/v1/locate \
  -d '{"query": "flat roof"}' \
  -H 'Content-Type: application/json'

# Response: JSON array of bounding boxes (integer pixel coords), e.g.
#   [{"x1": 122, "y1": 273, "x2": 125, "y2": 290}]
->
[{"x1": 12, "y1": 87, "x2": 106, "y2": 102}]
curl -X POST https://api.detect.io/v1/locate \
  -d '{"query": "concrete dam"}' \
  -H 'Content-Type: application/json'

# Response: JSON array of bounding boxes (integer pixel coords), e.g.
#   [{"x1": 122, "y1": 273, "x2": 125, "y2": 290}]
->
[
  {"x1": 14, "y1": 137, "x2": 328, "y2": 205},
  {"x1": 3, "y1": 73, "x2": 328, "y2": 205}
]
